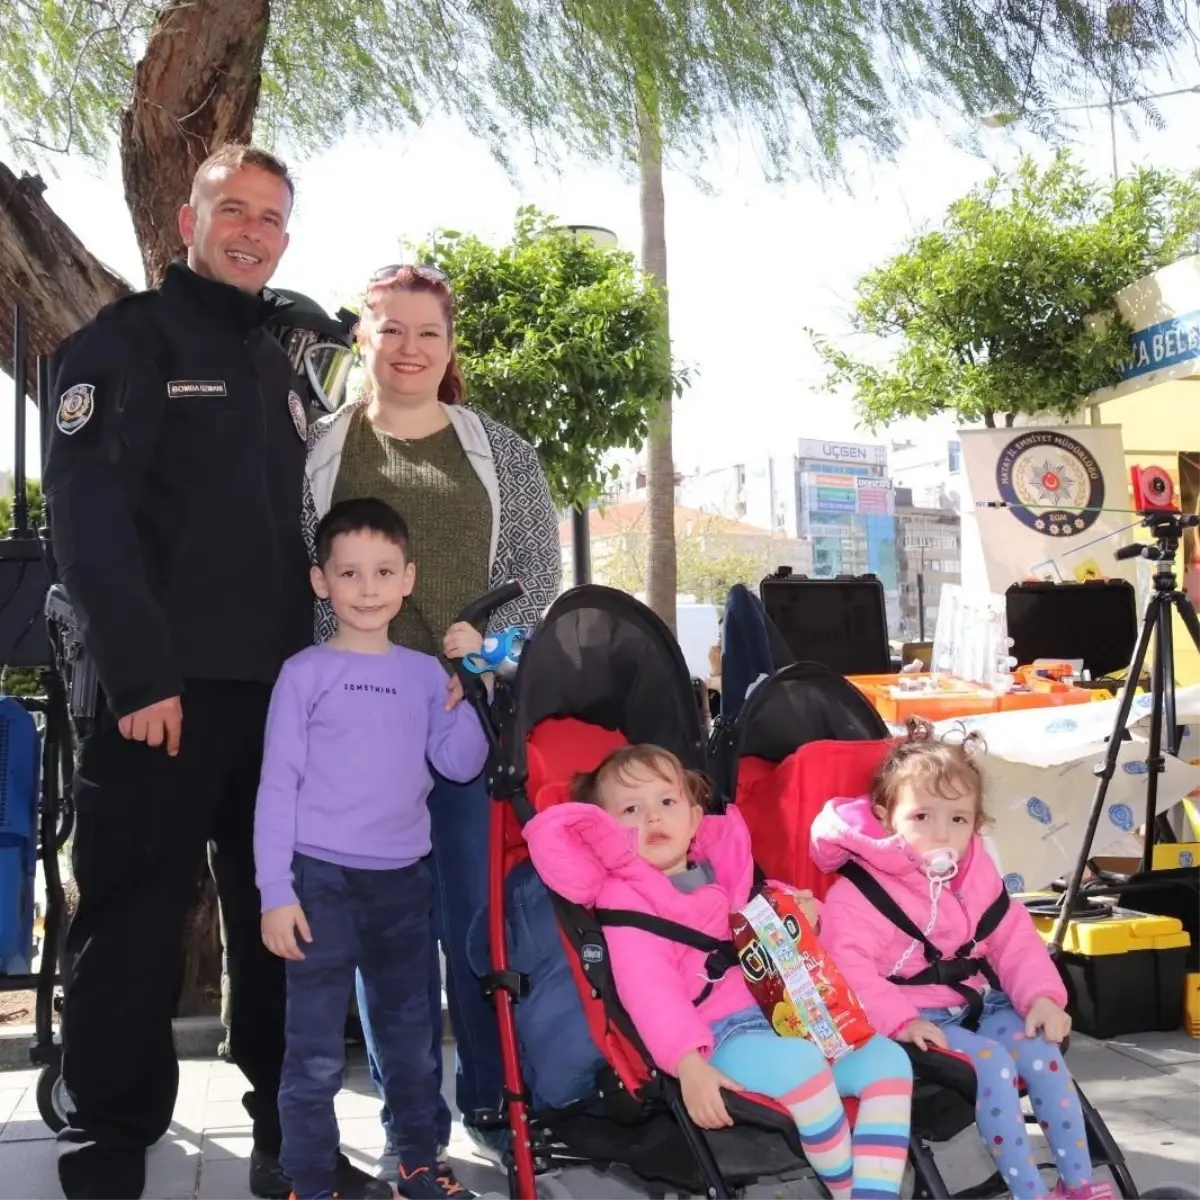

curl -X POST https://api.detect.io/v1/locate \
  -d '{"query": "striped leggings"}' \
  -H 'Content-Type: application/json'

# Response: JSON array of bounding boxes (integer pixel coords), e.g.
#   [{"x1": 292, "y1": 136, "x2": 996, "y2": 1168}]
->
[{"x1": 711, "y1": 1029, "x2": 912, "y2": 1199}]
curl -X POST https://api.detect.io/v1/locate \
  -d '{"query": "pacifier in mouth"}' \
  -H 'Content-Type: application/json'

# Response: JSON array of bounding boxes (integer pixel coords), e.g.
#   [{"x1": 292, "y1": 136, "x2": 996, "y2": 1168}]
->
[{"x1": 921, "y1": 847, "x2": 959, "y2": 880}]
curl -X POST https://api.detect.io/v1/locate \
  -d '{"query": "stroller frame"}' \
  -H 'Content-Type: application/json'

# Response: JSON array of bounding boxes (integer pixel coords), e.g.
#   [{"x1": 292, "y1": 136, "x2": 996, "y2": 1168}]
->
[{"x1": 456, "y1": 585, "x2": 1142, "y2": 1200}]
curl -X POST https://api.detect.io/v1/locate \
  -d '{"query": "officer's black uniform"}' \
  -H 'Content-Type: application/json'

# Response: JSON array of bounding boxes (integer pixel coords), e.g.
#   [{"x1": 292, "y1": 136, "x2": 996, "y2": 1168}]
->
[{"x1": 44, "y1": 261, "x2": 313, "y2": 1198}]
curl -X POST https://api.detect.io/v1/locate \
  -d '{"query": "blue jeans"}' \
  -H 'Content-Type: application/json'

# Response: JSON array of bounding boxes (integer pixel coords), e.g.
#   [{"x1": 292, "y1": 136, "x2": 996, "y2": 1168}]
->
[
  {"x1": 280, "y1": 854, "x2": 436, "y2": 1195},
  {"x1": 357, "y1": 769, "x2": 502, "y2": 1150}
]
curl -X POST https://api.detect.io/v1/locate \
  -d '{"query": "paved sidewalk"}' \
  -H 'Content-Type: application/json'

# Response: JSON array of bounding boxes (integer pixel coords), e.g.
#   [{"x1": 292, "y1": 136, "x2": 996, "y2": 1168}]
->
[{"x1": 1, "y1": 1033, "x2": 1197, "y2": 1198}]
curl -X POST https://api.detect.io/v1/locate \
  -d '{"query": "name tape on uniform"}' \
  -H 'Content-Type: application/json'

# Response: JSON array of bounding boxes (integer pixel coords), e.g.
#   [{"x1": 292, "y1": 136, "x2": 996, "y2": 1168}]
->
[{"x1": 167, "y1": 380, "x2": 228, "y2": 398}]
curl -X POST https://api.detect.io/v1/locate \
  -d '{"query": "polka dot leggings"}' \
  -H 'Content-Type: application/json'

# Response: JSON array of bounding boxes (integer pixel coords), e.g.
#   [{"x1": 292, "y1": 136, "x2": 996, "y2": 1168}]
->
[{"x1": 938, "y1": 1007, "x2": 1092, "y2": 1199}]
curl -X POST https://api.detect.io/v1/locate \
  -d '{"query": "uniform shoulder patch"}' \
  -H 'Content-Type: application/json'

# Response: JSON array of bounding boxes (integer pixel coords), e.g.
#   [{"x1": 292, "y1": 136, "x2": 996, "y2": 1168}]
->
[
  {"x1": 288, "y1": 390, "x2": 307, "y2": 440},
  {"x1": 56, "y1": 383, "x2": 95, "y2": 436}
]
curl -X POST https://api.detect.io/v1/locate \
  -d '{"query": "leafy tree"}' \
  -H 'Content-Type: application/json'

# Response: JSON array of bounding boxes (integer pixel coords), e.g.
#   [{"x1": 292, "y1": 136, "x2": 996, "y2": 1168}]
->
[
  {"x1": 595, "y1": 513, "x2": 776, "y2": 606},
  {"x1": 413, "y1": 208, "x2": 682, "y2": 509},
  {"x1": 443, "y1": 0, "x2": 1198, "y2": 630},
  {"x1": 812, "y1": 151, "x2": 1200, "y2": 429}
]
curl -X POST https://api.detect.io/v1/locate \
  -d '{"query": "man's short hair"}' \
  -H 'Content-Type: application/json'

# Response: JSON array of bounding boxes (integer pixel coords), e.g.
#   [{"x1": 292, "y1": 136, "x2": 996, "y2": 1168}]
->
[
  {"x1": 190, "y1": 143, "x2": 295, "y2": 205},
  {"x1": 314, "y1": 498, "x2": 411, "y2": 568}
]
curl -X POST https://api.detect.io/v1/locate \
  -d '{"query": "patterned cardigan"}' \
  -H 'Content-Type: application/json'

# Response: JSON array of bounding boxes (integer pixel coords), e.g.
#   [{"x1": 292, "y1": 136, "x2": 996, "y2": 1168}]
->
[{"x1": 302, "y1": 399, "x2": 562, "y2": 641}]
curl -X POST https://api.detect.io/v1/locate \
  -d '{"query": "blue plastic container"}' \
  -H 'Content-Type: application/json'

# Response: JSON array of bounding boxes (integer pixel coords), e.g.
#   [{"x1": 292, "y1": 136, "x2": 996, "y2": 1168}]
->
[{"x1": 0, "y1": 695, "x2": 40, "y2": 976}]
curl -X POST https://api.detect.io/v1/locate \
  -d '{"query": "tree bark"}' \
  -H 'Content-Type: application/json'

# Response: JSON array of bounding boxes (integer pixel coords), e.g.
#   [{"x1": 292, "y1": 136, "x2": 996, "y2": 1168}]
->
[
  {"x1": 637, "y1": 105, "x2": 677, "y2": 633},
  {"x1": 0, "y1": 164, "x2": 132, "y2": 399},
  {"x1": 120, "y1": 0, "x2": 269, "y2": 286}
]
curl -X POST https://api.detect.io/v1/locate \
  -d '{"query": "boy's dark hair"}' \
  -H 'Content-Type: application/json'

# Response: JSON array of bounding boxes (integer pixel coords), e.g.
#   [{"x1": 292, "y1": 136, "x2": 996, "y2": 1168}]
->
[{"x1": 314, "y1": 498, "x2": 410, "y2": 567}]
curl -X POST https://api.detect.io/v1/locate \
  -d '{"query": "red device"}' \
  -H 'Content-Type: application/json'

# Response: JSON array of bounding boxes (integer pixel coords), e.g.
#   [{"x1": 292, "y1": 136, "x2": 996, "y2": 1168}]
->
[{"x1": 1129, "y1": 465, "x2": 1178, "y2": 514}]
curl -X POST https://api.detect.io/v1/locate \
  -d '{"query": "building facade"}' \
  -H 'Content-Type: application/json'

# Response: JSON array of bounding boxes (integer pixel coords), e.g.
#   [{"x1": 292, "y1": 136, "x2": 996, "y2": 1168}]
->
[{"x1": 893, "y1": 486, "x2": 962, "y2": 640}]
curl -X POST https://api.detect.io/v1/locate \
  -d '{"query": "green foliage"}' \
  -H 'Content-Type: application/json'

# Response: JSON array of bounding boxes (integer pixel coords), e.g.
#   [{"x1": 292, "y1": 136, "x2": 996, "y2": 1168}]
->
[
  {"x1": 597, "y1": 518, "x2": 772, "y2": 605},
  {"x1": 411, "y1": 207, "x2": 681, "y2": 509},
  {"x1": 0, "y1": 480, "x2": 45, "y2": 698},
  {"x1": 3, "y1": 1, "x2": 1196, "y2": 182},
  {"x1": 0, "y1": 480, "x2": 45, "y2": 534},
  {"x1": 812, "y1": 151, "x2": 1200, "y2": 429}
]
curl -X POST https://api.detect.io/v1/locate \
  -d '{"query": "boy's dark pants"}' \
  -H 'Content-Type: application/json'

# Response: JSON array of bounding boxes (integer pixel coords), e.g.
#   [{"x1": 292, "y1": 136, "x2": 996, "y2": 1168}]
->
[{"x1": 280, "y1": 854, "x2": 436, "y2": 1195}]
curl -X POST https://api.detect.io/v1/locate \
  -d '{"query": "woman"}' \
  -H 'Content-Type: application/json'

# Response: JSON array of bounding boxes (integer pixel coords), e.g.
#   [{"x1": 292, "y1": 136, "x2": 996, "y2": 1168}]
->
[{"x1": 302, "y1": 264, "x2": 561, "y2": 1190}]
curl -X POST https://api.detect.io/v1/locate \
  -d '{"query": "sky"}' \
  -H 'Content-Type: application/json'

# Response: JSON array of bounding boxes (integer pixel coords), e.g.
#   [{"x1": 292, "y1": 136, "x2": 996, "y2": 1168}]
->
[{"x1": 4, "y1": 63, "x2": 1200, "y2": 483}]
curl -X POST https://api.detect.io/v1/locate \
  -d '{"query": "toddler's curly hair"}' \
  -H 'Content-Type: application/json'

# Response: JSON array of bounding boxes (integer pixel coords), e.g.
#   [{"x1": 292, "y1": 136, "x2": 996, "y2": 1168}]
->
[{"x1": 871, "y1": 717, "x2": 988, "y2": 831}]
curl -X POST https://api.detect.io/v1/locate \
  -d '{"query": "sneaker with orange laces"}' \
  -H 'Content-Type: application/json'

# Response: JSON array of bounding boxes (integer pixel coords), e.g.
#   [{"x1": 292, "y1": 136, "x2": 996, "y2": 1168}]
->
[{"x1": 397, "y1": 1162, "x2": 476, "y2": 1199}]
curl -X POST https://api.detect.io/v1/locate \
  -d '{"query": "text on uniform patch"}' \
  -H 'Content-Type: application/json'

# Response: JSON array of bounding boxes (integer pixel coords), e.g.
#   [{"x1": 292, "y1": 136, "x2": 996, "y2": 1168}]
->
[{"x1": 167, "y1": 380, "x2": 229, "y2": 398}]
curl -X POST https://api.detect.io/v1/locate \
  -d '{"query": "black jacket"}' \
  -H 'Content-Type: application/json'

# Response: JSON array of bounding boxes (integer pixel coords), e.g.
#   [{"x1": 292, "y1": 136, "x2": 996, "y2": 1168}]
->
[{"x1": 44, "y1": 261, "x2": 313, "y2": 718}]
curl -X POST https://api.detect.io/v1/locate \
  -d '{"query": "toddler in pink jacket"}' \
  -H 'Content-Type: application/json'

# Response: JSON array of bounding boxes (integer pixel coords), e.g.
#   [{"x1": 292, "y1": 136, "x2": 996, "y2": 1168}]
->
[
  {"x1": 810, "y1": 720, "x2": 1112, "y2": 1200},
  {"x1": 525, "y1": 744, "x2": 913, "y2": 1200}
]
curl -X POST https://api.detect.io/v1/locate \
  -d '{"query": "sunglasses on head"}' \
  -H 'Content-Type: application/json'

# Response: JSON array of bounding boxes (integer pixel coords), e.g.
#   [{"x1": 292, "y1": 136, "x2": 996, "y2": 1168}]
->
[{"x1": 368, "y1": 263, "x2": 451, "y2": 287}]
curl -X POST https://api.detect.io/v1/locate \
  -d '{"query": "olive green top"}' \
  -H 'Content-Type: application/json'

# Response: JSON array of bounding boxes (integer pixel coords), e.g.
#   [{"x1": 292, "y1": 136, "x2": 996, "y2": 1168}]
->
[{"x1": 330, "y1": 408, "x2": 492, "y2": 657}]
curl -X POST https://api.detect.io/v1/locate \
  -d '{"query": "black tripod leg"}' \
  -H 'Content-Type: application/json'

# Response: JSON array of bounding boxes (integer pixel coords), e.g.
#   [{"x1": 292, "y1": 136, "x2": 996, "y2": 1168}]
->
[
  {"x1": 1139, "y1": 597, "x2": 1172, "y2": 874},
  {"x1": 1050, "y1": 596, "x2": 1160, "y2": 950}
]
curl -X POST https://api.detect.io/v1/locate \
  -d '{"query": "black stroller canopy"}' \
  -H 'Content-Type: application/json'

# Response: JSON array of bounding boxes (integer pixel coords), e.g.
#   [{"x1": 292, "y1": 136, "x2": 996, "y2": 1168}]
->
[
  {"x1": 734, "y1": 661, "x2": 888, "y2": 778},
  {"x1": 509, "y1": 586, "x2": 706, "y2": 779}
]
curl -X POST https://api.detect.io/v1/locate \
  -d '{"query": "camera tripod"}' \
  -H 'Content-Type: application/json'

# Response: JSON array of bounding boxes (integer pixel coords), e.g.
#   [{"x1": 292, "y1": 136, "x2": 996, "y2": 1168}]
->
[{"x1": 1048, "y1": 506, "x2": 1200, "y2": 951}]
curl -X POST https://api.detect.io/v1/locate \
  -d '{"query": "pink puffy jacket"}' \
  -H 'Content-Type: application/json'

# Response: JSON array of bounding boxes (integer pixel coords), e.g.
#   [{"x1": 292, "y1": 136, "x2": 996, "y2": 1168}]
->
[
  {"x1": 810, "y1": 796, "x2": 1067, "y2": 1038},
  {"x1": 524, "y1": 802, "x2": 759, "y2": 1076}
]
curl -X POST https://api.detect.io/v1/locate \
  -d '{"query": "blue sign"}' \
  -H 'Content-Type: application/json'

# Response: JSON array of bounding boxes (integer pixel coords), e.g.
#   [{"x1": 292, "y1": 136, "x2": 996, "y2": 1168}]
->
[{"x1": 1122, "y1": 308, "x2": 1200, "y2": 381}]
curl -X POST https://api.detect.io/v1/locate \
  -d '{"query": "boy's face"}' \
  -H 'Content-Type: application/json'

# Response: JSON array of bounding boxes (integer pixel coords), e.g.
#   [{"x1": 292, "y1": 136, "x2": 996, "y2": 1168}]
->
[{"x1": 311, "y1": 529, "x2": 415, "y2": 635}]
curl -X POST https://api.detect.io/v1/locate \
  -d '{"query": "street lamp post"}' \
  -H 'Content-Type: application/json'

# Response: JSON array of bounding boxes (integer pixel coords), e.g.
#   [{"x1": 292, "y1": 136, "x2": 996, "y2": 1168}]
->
[
  {"x1": 557, "y1": 224, "x2": 619, "y2": 587},
  {"x1": 982, "y1": 83, "x2": 1200, "y2": 181}
]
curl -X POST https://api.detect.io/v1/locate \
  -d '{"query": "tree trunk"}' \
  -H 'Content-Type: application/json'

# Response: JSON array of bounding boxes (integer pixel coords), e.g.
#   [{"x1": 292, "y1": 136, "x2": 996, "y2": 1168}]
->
[
  {"x1": 121, "y1": 0, "x2": 269, "y2": 286},
  {"x1": 637, "y1": 106, "x2": 677, "y2": 633},
  {"x1": 0, "y1": 164, "x2": 132, "y2": 399}
]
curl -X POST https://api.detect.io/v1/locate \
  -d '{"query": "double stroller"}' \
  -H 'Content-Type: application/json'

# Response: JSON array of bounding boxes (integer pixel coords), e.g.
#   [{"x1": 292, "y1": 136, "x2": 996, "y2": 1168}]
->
[{"x1": 464, "y1": 583, "x2": 1142, "y2": 1199}]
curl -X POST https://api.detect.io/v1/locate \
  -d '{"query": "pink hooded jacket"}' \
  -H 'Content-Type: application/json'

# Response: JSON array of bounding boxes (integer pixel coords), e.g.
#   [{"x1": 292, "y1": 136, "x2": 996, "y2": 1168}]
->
[
  {"x1": 524, "y1": 801, "x2": 758, "y2": 1076},
  {"x1": 810, "y1": 795, "x2": 1067, "y2": 1038}
]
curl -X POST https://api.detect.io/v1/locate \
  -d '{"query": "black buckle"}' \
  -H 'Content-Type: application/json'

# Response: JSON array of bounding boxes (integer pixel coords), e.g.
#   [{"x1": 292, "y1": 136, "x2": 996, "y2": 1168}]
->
[{"x1": 480, "y1": 970, "x2": 529, "y2": 1000}]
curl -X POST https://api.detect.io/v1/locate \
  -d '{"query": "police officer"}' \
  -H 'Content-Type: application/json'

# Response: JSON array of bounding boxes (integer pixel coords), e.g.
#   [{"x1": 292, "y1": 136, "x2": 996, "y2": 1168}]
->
[{"x1": 44, "y1": 144, "x2": 391, "y2": 1200}]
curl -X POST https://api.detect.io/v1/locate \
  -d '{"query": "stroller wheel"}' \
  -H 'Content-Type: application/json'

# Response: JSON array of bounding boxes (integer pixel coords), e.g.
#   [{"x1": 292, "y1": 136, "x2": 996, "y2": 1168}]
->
[
  {"x1": 36, "y1": 1063, "x2": 69, "y2": 1133},
  {"x1": 1139, "y1": 1189, "x2": 1200, "y2": 1198}
]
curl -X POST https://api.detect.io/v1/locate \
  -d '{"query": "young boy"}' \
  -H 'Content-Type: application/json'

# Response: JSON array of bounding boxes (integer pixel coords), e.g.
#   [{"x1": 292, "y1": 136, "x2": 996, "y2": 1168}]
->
[{"x1": 254, "y1": 497, "x2": 488, "y2": 1200}]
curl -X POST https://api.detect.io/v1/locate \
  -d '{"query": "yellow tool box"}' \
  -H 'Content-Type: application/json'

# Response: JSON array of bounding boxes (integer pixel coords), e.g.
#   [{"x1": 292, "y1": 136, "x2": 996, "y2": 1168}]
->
[{"x1": 1027, "y1": 903, "x2": 1191, "y2": 1039}]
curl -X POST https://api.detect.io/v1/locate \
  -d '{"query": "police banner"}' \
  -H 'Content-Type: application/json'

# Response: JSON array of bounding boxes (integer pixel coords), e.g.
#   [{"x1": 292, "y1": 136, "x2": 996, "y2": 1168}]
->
[{"x1": 959, "y1": 425, "x2": 1137, "y2": 590}]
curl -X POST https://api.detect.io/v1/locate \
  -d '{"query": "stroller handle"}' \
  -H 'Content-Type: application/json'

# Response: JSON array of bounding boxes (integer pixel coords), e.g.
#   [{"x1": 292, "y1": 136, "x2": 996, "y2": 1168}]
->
[
  {"x1": 455, "y1": 580, "x2": 524, "y2": 630},
  {"x1": 452, "y1": 582, "x2": 524, "y2": 745}
]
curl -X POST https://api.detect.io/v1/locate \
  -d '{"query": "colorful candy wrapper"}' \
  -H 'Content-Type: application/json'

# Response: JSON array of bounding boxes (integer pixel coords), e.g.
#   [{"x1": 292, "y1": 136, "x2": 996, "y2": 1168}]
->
[{"x1": 730, "y1": 885, "x2": 874, "y2": 1062}]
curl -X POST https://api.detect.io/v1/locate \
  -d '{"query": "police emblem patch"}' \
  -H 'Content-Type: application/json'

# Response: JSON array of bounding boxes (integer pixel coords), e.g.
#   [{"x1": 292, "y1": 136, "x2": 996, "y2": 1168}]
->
[
  {"x1": 994, "y1": 430, "x2": 1103, "y2": 537},
  {"x1": 288, "y1": 391, "x2": 307, "y2": 440},
  {"x1": 56, "y1": 383, "x2": 95, "y2": 436}
]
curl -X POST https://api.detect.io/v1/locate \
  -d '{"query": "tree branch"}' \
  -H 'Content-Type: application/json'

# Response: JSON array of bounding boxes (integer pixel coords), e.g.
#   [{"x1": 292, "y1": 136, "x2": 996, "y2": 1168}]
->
[{"x1": 0, "y1": 161, "x2": 132, "y2": 401}]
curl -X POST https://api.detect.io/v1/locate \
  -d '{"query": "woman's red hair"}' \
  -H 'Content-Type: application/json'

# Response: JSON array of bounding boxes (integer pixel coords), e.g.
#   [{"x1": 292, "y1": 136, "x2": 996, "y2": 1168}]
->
[{"x1": 361, "y1": 266, "x2": 465, "y2": 405}]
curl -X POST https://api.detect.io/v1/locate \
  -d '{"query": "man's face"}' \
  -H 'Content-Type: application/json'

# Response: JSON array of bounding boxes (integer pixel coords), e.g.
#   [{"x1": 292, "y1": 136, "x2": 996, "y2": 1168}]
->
[{"x1": 178, "y1": 165, "x2": 291, "y2": 293}]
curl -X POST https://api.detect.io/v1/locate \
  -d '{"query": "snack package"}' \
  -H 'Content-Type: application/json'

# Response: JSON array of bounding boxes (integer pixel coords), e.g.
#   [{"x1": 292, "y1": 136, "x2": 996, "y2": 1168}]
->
[{"x1": 730, "y1": 885, "x2": 874, "y2": 1062}]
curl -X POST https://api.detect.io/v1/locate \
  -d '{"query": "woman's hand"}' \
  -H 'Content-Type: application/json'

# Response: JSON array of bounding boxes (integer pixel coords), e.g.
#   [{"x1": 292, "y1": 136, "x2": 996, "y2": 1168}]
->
[
  {"x1": 1024, "y1": 996, "x2": 1072, "y2": 1043},
  {"x1": 443, "y1": 622, "x2": 484, "y2": 661},
  {"x1": 897, "y1": 1019, "x2": 948, "y2": 1052},
  {"x1": 261, "y1": 903, "x2": 312, "y2": 961},
  {"x1": 676, "y1": 1051, "x2": 742, "y2": 1129}
]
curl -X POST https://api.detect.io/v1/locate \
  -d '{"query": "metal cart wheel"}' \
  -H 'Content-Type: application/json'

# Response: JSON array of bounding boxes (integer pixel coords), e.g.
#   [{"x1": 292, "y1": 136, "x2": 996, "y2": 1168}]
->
[{"x1": 36, "y1": 1062, "x2": 69, "y2": 1133}]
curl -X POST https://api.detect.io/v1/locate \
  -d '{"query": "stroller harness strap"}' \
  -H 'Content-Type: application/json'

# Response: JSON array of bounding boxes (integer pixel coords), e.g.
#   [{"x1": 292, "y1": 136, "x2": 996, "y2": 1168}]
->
[
  {"x1": 837, "y1": 860, "x2": 1010, "y2": 1031},
  {"x1": 593, "y1": 907, "x2": 740, "y2": 1007}
]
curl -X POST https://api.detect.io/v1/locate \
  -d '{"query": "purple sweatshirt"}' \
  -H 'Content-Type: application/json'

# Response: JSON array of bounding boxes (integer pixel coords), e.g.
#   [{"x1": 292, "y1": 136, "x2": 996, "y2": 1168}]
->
[{"x1": 253, "y1": 643, "x2": 489, "y2": 912}]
